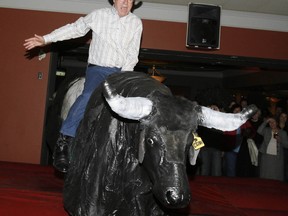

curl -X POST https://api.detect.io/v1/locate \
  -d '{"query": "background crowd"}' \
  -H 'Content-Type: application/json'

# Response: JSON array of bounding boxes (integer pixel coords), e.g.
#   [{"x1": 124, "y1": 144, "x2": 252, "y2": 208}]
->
[{"x1": 196, "y1": 97, "x2": 288, "y2": 182}]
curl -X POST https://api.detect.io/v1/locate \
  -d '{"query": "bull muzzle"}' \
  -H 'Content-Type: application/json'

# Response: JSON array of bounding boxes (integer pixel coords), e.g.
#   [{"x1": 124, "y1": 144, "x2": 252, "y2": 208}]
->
[
  {"x1": 151, "y1": 163, "x2": 191, "y2": 209},
  {"x1": 153, "y1": 183, "x2": 191, "y2": 209},
  {"x1": 165, "y1": 187, "x2": 190, "y2": 207}
]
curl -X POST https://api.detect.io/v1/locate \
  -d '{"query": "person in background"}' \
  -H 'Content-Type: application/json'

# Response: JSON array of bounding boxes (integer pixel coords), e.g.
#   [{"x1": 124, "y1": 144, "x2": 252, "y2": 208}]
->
[
  {"x1": 23, "y1": 0, "x2": 143, "y2": 173},
  {"x1": 223, "y1": 103, "x2": 252, "y2": 177},
  {"x1": 249, "y1": 108, "x2": 264, "y2": 147},
  {"x1": 278, "y1": 112, "x2": 288, "y2": 132},
  {"x1": 237, "y1": 106, "x2": 261, "y2": 177},
  {"x1": 274, "y1": 106, "x2": 284, "y2": 120},
  {"x1": 198, "y1": 104, "x2": 224, "y2": 176},
  {"x1": 277, "y1": 112, "x2": 288, "y2": 181},
  {"x1": 257, "y1": 117, "x2": 288, "y2": 181},
  {"x1": 240, "y1": 98, "x2": 248, "y2": 109},
  {"x1": 245, "y1": 107, "x2": 263, "y2": 177}
]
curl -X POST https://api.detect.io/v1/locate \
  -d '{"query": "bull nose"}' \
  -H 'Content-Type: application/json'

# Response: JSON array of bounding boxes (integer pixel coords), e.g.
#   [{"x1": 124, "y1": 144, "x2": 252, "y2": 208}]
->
[{"x1": 165, "y1": 188, "x2": 184, "y2": 206}]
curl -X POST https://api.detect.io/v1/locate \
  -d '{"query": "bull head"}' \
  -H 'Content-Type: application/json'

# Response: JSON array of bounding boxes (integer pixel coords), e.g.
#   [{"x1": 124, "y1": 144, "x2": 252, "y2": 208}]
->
[
  {"x1": 103, "y1": 80, "x2": 257, "y2": 165},
  {"x1": 103, "y1": 80, "x2": 257, "y2": 209}
]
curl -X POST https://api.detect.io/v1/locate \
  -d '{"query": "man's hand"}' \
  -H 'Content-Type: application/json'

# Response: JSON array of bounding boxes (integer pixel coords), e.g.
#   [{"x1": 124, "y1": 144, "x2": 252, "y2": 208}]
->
[{"x1": 23, "y1": 34, "x2": 45, "y2": 50}]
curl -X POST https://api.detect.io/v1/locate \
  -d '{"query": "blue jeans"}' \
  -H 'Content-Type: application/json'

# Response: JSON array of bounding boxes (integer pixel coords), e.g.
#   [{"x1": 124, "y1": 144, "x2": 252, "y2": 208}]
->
[{"x1": 60, "y1": 64, "x2": 121, "y2": 137}]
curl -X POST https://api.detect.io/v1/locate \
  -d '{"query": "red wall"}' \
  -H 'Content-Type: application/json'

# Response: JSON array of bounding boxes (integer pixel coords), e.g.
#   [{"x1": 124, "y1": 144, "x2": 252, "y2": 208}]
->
[
  {"x1": 141, "y1": 19, "x2": 288, "y2": 60},
  {"x1": 0, "y1": 8, "x2": 287, "y2": 164}
]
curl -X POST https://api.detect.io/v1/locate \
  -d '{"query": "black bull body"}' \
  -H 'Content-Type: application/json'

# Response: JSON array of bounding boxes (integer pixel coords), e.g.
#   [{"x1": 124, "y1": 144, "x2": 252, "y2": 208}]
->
[{"x1": 63, "y1": 72, "x2": 256, "y2": 216}]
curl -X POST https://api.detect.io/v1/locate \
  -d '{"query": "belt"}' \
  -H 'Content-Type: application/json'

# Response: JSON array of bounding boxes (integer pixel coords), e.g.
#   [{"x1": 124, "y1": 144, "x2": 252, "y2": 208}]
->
[
  {"x1": 88, "y1": 64, "x2": 121, "y2": 70},
  {"x1": 88, "y1": 63, "x2": 98, "y2": 67}
]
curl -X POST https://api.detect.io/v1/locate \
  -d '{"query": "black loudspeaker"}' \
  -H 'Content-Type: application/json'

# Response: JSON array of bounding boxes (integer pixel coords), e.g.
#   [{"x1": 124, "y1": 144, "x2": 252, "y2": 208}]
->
[{"x1": 186, "y1": 3, "x2": 221, "y2": 49}]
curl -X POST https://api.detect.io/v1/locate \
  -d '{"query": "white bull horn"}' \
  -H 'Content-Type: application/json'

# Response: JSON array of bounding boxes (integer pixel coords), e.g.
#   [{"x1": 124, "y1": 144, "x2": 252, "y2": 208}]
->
[
  {"x1": 197, "y1": 104, "x2": 257, "y2": 131},
  {"x1": 103, "y1": 81, "x2": 153, "y2": 120}
]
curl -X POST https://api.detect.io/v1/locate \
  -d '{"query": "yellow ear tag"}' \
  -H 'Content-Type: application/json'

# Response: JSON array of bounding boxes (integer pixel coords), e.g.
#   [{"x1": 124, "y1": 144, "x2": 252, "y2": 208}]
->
[{"x1": 192, "y1": 133, "x2": 205, "y2": 150}]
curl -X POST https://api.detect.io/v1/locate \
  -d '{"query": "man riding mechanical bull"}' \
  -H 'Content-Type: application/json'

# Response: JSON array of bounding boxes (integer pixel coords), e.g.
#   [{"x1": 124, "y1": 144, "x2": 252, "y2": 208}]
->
[
  {"x1": 61, "y1": 71, "x2": 257, "y2": 216},
  {"x1": 23, "y1": 0, "x2": 257, "y2": 214}
]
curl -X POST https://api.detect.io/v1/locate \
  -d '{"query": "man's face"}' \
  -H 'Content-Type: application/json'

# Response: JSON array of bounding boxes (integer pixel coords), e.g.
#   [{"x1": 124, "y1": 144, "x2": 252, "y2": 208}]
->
[{"x1": 114, "y1": 0, "x2": 134, "y2": 17}]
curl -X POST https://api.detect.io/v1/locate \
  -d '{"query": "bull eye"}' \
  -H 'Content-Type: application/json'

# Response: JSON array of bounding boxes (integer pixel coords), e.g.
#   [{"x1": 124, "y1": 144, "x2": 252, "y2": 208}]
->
[{"x1": 147, "y1": 138, "x2": 154, "y2": 146}]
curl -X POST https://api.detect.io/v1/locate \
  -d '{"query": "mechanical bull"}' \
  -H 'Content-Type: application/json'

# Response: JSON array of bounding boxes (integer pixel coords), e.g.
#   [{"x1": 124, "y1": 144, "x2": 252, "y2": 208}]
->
[{"x1": 63, "y1": 72, "x2": 256, "y2": 216}]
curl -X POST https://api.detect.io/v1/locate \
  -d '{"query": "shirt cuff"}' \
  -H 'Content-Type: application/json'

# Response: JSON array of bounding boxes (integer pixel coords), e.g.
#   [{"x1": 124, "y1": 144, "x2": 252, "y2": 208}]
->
[{"x1": 43, "y1": 35, "x2": 52, "y2": 44}]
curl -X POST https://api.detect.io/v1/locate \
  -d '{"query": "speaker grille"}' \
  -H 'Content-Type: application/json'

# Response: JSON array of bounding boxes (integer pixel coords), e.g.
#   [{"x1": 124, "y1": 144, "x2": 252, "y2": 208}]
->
[{"x1": 186, "y1": 3, "x2": 221, "y2": 49}]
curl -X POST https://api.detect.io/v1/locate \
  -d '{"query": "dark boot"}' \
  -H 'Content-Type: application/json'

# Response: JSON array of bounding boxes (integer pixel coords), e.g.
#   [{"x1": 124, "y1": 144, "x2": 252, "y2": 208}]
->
[{"x1": 53, "y1": 134, "x2": 72, "y2": 173}]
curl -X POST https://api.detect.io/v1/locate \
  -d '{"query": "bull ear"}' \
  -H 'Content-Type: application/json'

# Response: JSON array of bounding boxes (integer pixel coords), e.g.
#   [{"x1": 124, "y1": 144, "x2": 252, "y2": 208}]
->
[
  {"x1": 197, "y1": 104, "x2": 257, "y2": 131},
  {"x1": 138, "y1": 129, "x2": 146, "y2": 163},
  {"x1": 188, "y1": 146, "x2": 200, "y2": 165},
  {"x1": 103, "y1": 81, "x2": 153, "y2": 120}
]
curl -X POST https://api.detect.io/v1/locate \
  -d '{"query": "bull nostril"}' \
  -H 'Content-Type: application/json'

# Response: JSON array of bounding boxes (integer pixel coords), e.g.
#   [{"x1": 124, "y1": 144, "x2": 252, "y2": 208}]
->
[{"x1": 166, "y1": 189, "x2": 183, "y2": 205}]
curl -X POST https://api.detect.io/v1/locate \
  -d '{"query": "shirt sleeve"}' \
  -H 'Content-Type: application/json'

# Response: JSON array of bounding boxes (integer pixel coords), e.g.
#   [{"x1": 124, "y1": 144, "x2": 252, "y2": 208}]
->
[
  {"x1": 257, "y1": 121, "x2": 268, "y2": 136},
  {"x1": 43, "y1": 12, "x2": 94, "y2": 44},
  {"x1": 121, "y1": 20, "x2": 143, "y2": 71}
]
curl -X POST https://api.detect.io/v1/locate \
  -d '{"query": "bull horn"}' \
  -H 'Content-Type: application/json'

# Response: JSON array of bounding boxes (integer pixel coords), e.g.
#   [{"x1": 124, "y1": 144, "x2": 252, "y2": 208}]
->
[
  {"x1": 197, "y1": 104, "x2": 257, "y2": 131},
  {"x1": 103, "y1": 81, "x2": 153, "y2": 120}
]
